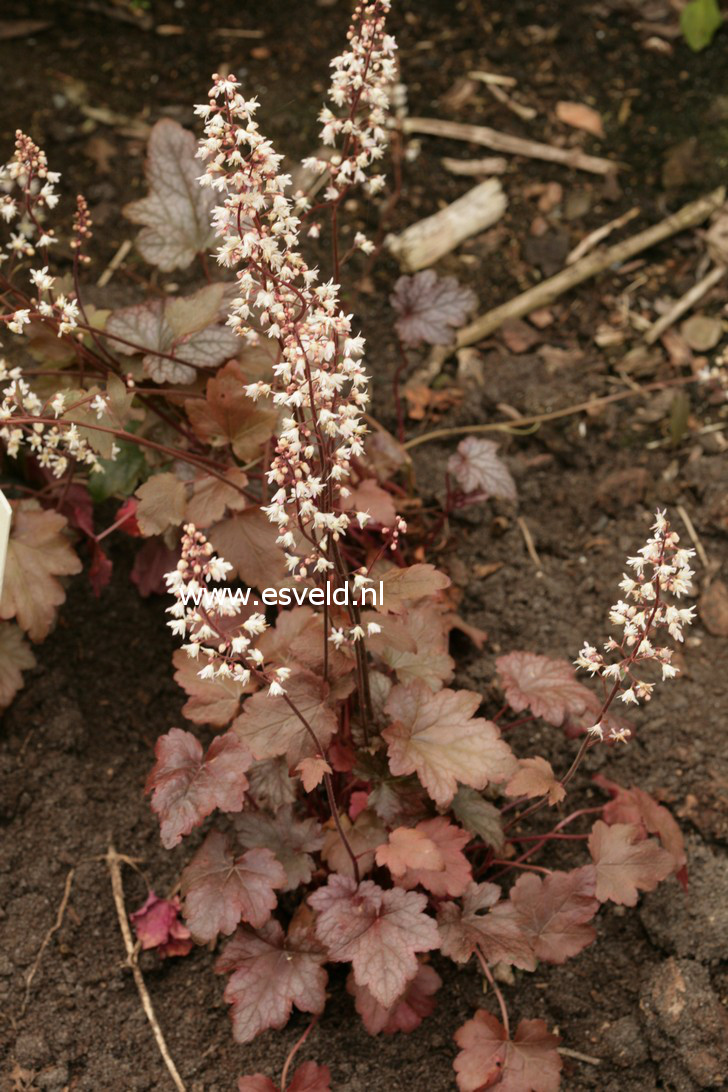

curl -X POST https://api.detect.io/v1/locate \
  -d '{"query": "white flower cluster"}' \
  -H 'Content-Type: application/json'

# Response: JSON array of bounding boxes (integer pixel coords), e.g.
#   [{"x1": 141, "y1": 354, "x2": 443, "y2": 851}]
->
[
  {"x1": 195, "y1": 77, "x2": 371, "y2": 580},
  {"x1": 165, "y1": 525, "x2": 291, "y2": 695},
  {"x1": 300, "y1": 0, "x2": 396, "y2": 252},
  {"x1": 0, "y1": 357, "x2": 107, "y2": 478},
  {"x1": 0, "y1": 131, "x2": 60, "y2": 259},
  {"x1": 576, "y1": 511, "x2": 695, "y2": 740}
]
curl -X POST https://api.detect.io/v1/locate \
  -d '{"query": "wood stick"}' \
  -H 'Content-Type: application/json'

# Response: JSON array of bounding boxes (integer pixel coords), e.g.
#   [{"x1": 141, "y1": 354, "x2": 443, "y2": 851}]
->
[
  {"x1": 454, "y1": 187, "x2": 726, "y2": 349},
  {"x1": 485, "y1": 82, "x2": 537, "y2": 122},
  {"x1": 21, "y1": 868, "x2": 75, "y2": 1015},
  {"x1": 402, "y1": 116, "x2": 619, "y2": 176},
  {"x1": 442, "y1": 155, "x2": 508, "y2": 176},
  {"x1": 106, "y1": 846, "x2": 187, "y2": 1092},
  {"x1": 517, "y1": 516, "x2": 543, "y2": 569},
  {"x1": 566, "y1": 206, "x2": 640, "y2": 264},
  {"x1": 97, "y1": 239, "x2": 133, "y2": 288},
  {"x1": 643, "y1": 263, "x2": 727, "y2": 345},
  {"x1": 469, "y1": 69, "x2": 518, "y2": 88}
]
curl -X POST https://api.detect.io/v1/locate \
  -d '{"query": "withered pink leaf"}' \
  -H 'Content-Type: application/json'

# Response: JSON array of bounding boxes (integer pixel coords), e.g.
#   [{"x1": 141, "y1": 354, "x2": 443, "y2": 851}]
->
[
  {"x1": 296, "y1": 756, "x2": 333, "y2": 792},
  {"x1": 391, "y1": 270, "x2": 477, "y2": 347},
  {"x1": 374, "y1": 563, "x2": 450, "y2": 615},
  {"x1": 0, "y1": 622, "x2": 36, "y2": 710},
  {"x1": 347, "y1": 962, "x2": 442, "y2": 1036},
  {"x1": 447, "y1": 437, "x2": 517, "y2": 501},
  {"x1": 235, "y1": 807, "x2": 324, "y2": 891},
  {"x1": 378, "y1": 602, "x2": 455, "y2": 691},
  {"x1": 181, "y1": 830, "x2": 285, "y2": 943},
  {"x1": 309, "y1": 874, "x2": 439, "y2": 1008},
  {"x1": 173, "y1": 648, "x2": 250, "y2": 727},
  {"x1": 437, "y1": 882, "x2": 536, "y2": 971},
  {"x1": 216, "y1": 918, "x2": 327, "y2": 1044},
  {"x1": 130, "y1": 891, "x2": 192, "y2": 959},
  {"x1": 593, "y1": 775, "x2": 686, "y2": 877},
  {"x1": 383, "y1": 681, "x2": 516, "y2": 808},
  {"x1": 123, "y1": 118, "x2": 216, "y2": 270},
  {"x1": 0, "y1": 504, "x2": 82, "y2": 641},
  {"x1": 496, "y1": 651, "x2": 593, "y2": 727},
  {"x1": 393, "y1": 818, "x2": 472, "y2": 899},
  {"x1": 376, "y1": 826, "x2": 445, "y2": 877},
  {"x1": 506, "y1": 756, "x2": 566, "y2": 807},
  {"x1": 233, "y1": 671, "x2": 338, "y2": 766},
  {"x1": 508, "y1": 866, "x2": 598, "y2": 964},
  {"x1": 588, "y1": 820, "x2": 674, "y2": 906},
  {"x1": 146, "y1": 728, "x2": 252, "y2": 849},
  {"x1": 454, "y1": 1012, "x2": 562, "y2": 1092},
  {"x1": 237, "y1": 1077, "x2": 276, "y2": 1092}
]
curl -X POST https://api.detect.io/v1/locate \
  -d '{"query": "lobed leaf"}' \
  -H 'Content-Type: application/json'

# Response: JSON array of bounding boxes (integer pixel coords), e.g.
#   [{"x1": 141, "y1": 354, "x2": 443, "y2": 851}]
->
[
  {"x1": 508, "y1": 866, "x2": 599, "y2": 964},
  {"x1": 321, "y1": 809, "x2": 387, "y2": 878},
  {"x1": 588, "y1": 820, "x2": 674, "y2": 906},
  {"x1": 130, "y1": 891, "x2": 192, "y2": 959},
  {"x1": 135, "y1": 472, "x2": 186, "y2": 537},
  {"x1": 391, "y1": 270, "x2": 477, "y2": 347},
  {"x1": 377, "y1": 602, "x2": 454, "y2": 691},
  {"x1": 451, "y1": 788, "x2": 506, "y2": 853},
  {"x1": 593, "y1": 774, "x2": 687, "y2": 879},
  {"x1": 0, "y1": 622, "x2": 36, "y2": 710},
  {"x1": 447, "y1": 437, "x2": 517, "y2": 501},
  {"x1": 309, "y1": 874, "x2": 439, "y2": 1008},
  {"x1": 235, "y1": 807, "x2": 324, "y2": 891},
  {"x1": 348, "y1": 962, "x2": 442, "y2": 1036},
  {"x1": 184, "y1": 467, "x2": 248, "y2": 528},
  {"x1": 454, "y1": 1012, "x2": 562, "y2": 1092},
  {"x1": 185, "y1": 358, "x2": 278, "y2": 461},
  {"x1": 496, "y1": 651, "x2": 593, "y2": 727},
  {"x1": 146, "y1": 728, "x2": 253, "y2": 849},
  {"x1": 233, "y1": 671, "x2": 338, "y2": 766},
  {"x1": 437, "y1": 882, "x2": 536, "y2": 970},
  {"x1": 379, "y1": 817, "x2": 472, "y2": 898},
  {"x1": 374, "y1": 563, "x2": 450, "y2": 615},
  {"x1": 173, "y1": 648, "x2": 251, "y2": 727},
  {"x1": 506, "y1": 757, "x2": 566, "y2": 807}
]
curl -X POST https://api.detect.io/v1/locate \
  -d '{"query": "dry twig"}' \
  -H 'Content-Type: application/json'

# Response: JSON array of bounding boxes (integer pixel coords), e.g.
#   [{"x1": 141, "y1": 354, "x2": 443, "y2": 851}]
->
[
  {"x1": 566, "y1": 206, "x2": 640, "y2": 264},
  {"x1": 517, "y1": 516, "x2": 543, "y2": 569},
  {"x1": 676, "y1": 504, "x2": 711, "y2": 571},
  {"x1": 106, "y1": 846, "x2": 187, "y2": 1092},
  {"x1": 441, "y1": 155, "x2": 508, "y2": 176},
  {"x1": 643, "y1": 263, "x2": 727, "y2": 345},
  {"x1": 558, "y1": 1046, "x2": 602, "y2": 1066},
  {"x1": 21, "y1": 867, "x2": 75, "y2": 1015},
  {"x1": 97, "y1": 239, "x2": 133, "y2": 288}
]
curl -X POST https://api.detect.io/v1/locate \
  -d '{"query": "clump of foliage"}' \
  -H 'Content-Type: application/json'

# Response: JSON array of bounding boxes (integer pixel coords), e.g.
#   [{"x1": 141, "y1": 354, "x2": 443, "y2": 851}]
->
[{"x1": 0, "y1": 2, "x2": 694, "y2": 1088}]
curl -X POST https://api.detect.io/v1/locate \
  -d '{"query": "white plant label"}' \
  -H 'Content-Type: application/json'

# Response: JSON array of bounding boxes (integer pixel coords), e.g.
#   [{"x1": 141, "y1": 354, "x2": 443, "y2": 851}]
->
[{"x1": 0, "y1": 489, "x2": 10, "y2": 598}]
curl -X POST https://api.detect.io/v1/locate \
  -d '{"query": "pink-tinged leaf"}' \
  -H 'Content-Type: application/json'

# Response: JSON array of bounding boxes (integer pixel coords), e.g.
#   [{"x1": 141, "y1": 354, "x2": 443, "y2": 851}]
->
[
  {"x1": 123, "y1": 118, "x2": 216, "y2": 270},
  {"x1": 130, "y1": 537, "x2": 179, "y2": 597},
  {"x1": 185, "y1": 358, "x2": 278, "y2": 461},
  {"x1": 297, "y1": 756, "x2": 333, "y2": 792},
  {"x1": 235, "y1": 807, "x2": 324, "y2": 891},
  {"x1": 321, "y1": 809, "x2": 387, "y2": 878},
  {"x1": 135, "y1": 472, "x2": 187, "y2": 537},
  {"x1": 588, "y1": 820, "x2": 674, "y2": 906},
  {"x1": 0, "y1": 623, "x2": 36, "y2": 711},
  {"x1": 447, "y1": 438, "x2": 517, "y2": 501},
  {"x1": 247, "y1": 757, "x2": 298, "y2": 811},
  {"x1": 173, "y1": 648, "x2": 251, "y2": 727},
  {"x1": 506, "y1": 757, "x2": 565, "y2": 807},
  {"x1": 233, "y1": 672, "x2": 338, "y2": 766},
  {"x1": 146, "y1": 728, "x2": 252, "y2": 849},
  {"x1": 257, "y1": 607, "x2": 353, "y2": 680},
  {"x1": 184, "y1": 467, "x2": 248, "y2": 529},
  {"x1": 209, "y1": 508, "x2": 288, "y2": 590},
  {"x1": 593, "y1": 775, "x2": 687, "y2": 878},
  {"x1": 341, "y1": 478, "x2": 397, "y2": 527},
  {"x1": 376, "y1": 827, "x2": 445, "y2": 877},
  {"x1": 454, "y1": 1013, "x2": 562, "y2": 1092},
  {"x1": 309, "y1": 874, "x2": 439, "y2": 1008},
  {"x1": 130, "y1": 891, "x2": 192, "y2": 959},
  {"x1": 0, "y1": 504, "x2": 82, "y2": 641},
  {"x1": 438, "y1": 882, "x2": 536, "y2": 970},
  {"x1": 216, "y1": 917, "x2": 327, "y2": 1044},
  {"x1": 377, "y1": 602, "x2": 455, "y2": 691},
  {"x1": 508, "y1": 866, "x2": 598, "y2": 964},
  {"x1": 348, "y1": 962, "x2": 442, "y2": 1035},
  {"x1": 496, "y1": 651, "x2": 593, "y2": 727},
  {"x1": 391, "y1": 270, "x2": 477, "y2": 347},
  {"x1": 238, "y1": 1078, "x2": 276, "y2": 1092},
  {"x1": 286, "y1": 1062, "x2": 331, "y2": 1092},
  {"x1": 181, "y1": 830, "x2": 285, "y2": 943},
  {"x1": 374, "y1": 563, "x2": 451, "y2": 615},
  {"x1": 389, "y1": 818, "x2": 472, "y2": 898},
  {"x1": 383, "y1": 681, "x2": 517, "y2": 808}
]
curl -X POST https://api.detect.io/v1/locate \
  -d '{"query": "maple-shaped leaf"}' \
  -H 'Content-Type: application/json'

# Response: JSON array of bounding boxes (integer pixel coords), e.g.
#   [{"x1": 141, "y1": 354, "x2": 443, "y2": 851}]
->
[
  {"x1": 391, "y1": 270, "x2": 477, "y2": 347},
  {"x1": 454, "y1": 1012, "x2": 562, "y2": 1092},
  {"x1": 181, "y1": 830, "x2": 285, "y2": 943},
  {"x1": 383, "y1": 681, "x2": 516, "y2": 808},
  {"x1": 438, "y1": 882, "x2": 536, "y2": 970},
  {"x1": 185, "y1": 358, "x2": 278, "y2": 461},
  {"x1": 506, "y1": 757, "x2": 565, "y2": 806},
  {"x1": 146, "y1": 728, "x2": 252, "y2": 849},
  {"x1": 381, "y1": 818, "x2": 472, "y2": 898},
  {"x1": 0, "y1": 622, "x2": 36, "y2": 710},
  {"x1": 594, "y1": 775, "x2": 686, "y2": 878},
  {"x1": 209, "y1": 509, "x2": 289, "y2": 590},
  {"x1": 374, "y1": 563, "x2": 451, "y2": 615},
  {"x1": 309, "y1": 875, "x2": 439, "y2": 1008},
  {"x1": 297, "y1": 756, "x2": 333, "y2": 792},
  {"x1": 135, "y1": 472, "x2": 186, "y2": 537},
  {"x1": 247, "y1": 756, "x2": 298, "y2": 811},
  {"x1": 451, "y1": 788, "x2": 505, "y2": 853},
  {"x1": 496, "y1": 651, "x2": 592, "y2": 727},
  {"x1": 131, "y1": 536, "x2": 179, "y2": 597},
  {"x1": 376, "y1": 826, "x2": 445, "y2": 876},
  {"x1": 321, "y1": 808, "x2": 387, "y2": 878},
  {"x1": 130, "y1": 891, "x2": 192, "y2": 958},
  {"x1": 508, "y1": 866, "x2": 598, "y2": 964},
  {"x1": 173, "y1": 648, "x2": 251, "y2": 727},
  {"x1": 257, "y1": 607, "x2": 353, "y2": 680},
  {"x1": 235, "y1": 807, "x2": 324, "y2": 891},
  {"x1": 238, "y1": 1063, "x2": 331, "y2": 1092},
  {"x1": 0, "y1": 504, "x2": 82, "y2": 641},
  {"x1": 447, "y1": 437, "x2": 517, "y2": 501},
  {"x1": 233, "y1": 672, "x2": 338, "y2": 766},
  {"x1": 123, "y1": 118, "x2": 216, "y2": 270},
  {"x1": 216, "y1": 916, "x2": 327, "y2": 1043},
  {"x1": 588, "y1": 820, "x2": 674, "y2": 906},
  {"x1": 377, "y1": 602, "x2": 455, "y2": 691},
  {"x1": 348, "y1": 962, "x2": 442, "y2": 1036},
  {"x1": 184, "y1": 467, "x2": 248, "y2": 528},
  {"x1": 341, "y1": 478, "x2": 397, "y2": 528}
]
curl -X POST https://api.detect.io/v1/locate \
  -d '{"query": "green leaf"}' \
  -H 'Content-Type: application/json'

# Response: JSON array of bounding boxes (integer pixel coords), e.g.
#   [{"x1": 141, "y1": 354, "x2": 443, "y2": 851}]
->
[
  {"x1": 88, "y1": 438, "x2": 148, "y2": 502},
  {"x1": 681, "y1": 0, "x2": 722, "y2": 51}
]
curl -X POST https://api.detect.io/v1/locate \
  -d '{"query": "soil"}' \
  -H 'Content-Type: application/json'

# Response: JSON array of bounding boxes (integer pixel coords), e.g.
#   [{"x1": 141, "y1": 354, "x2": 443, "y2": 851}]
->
[{"x1": 1, "y1": 1, "x2": 728, "y2": 1090}]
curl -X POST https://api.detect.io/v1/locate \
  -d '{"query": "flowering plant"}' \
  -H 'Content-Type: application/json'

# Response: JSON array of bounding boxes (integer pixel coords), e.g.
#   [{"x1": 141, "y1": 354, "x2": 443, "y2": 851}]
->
[{"x1": 0, "y1": 3, "x2": 693, "y2": 1089}]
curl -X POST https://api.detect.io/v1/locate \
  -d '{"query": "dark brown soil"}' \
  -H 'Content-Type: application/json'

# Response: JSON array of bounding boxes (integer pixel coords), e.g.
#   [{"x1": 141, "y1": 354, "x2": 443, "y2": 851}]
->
[{"x1": 1, "y1": 1, "x2": 728, "y2": 1090}]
